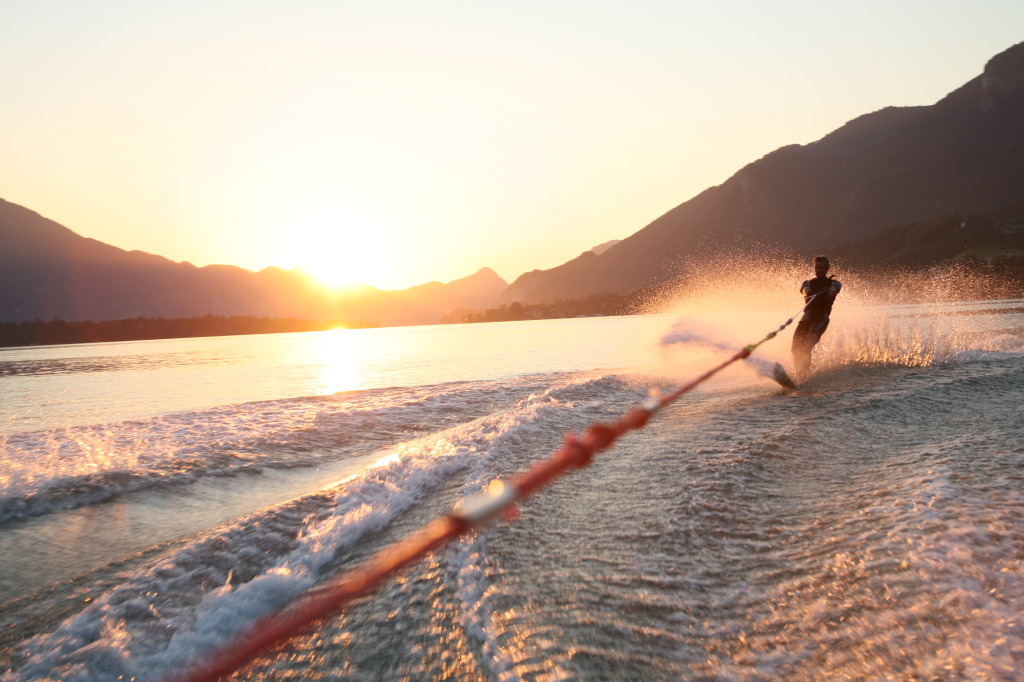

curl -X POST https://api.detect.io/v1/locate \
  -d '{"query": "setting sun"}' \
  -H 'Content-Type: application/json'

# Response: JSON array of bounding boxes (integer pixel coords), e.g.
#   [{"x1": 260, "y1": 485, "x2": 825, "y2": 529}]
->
[{"x1": 277, "y1": 204, "x2": 398, "y2": 291}]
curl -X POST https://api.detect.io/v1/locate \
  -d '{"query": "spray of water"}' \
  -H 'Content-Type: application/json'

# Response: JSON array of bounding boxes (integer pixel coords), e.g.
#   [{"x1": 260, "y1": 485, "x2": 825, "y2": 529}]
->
[{"x1": 646, "y1": 251, "x2": 1023, "y2": 387}]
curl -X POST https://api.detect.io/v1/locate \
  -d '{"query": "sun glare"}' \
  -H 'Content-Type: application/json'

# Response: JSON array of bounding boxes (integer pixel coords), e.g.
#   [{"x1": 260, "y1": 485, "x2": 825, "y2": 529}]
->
[
  {"x1": 297, "y1": 256, "x2": 384, "y2": 292},
  {"x1": 278, "y1": 204, "x2": 398, "y2": 291},
  {"x1": 316, "y1": 327, "x2": 363, "y2": 394}
]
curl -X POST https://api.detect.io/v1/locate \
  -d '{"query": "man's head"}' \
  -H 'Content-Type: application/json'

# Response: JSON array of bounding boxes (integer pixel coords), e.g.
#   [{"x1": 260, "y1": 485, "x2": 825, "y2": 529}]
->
[{"x1": 813, "y1": 255, "x2": 830, "y2": 278}]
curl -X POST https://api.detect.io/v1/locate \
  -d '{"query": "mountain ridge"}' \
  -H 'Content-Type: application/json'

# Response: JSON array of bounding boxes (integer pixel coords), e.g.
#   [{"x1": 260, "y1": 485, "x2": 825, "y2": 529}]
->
[
  {"x1": 503, "y1": 41, "x2": 1024, "y2": 303},
  {"x1": 0, "y1": 198, "x2": 507, "y2": 325},
  {"x1": 5, "y1": 42, "x2": 1023, "y2": 323}
]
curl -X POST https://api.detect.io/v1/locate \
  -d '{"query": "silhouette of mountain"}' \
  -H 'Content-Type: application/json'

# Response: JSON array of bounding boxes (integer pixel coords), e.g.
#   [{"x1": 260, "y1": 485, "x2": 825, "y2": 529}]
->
[
  {"x1": 7, "y1": 43, "x2": 1023, "y2": 324},
  {"x1": 833, "y1": 212, "x2": 1024, "y2": 269},
  {"x1": 589, "y1": 239, "x2": 621, "y2": 255},
  {"x1": 0, "y1": 199, "x2": 506, "y2": 326},
  {"x1": 505, "y1": 41, "x2": 1024, "y2": 303}
]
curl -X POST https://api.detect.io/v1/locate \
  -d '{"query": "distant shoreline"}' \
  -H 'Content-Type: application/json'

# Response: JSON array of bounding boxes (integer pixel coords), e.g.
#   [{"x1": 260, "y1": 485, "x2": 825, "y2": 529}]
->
[
  {"x1": 3, "y1": 263, "x2": 1021, "y2": 350},
  {"x1": 0, "y1": 315, "x2": 378, "y2": 349},
  {"x1": 3, "y1": 292, "x2": 1022, "y2": 350}
]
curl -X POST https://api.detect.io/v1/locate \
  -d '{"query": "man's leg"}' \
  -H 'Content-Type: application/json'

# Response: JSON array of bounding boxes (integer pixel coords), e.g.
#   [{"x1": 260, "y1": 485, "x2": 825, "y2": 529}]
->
[{"x1": 791, "y1": 321, "x2": 820, "y2": 379}]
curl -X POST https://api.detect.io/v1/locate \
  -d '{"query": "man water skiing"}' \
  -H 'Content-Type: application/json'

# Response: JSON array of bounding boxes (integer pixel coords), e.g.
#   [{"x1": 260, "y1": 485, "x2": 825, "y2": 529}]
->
[{"x1": 791, "y1": 255, "x2": 841, "y2": 380}]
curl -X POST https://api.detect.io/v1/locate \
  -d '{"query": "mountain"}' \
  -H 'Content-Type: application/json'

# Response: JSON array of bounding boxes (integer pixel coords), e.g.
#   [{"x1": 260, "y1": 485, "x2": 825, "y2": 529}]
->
[
  {"x1": 834, "y1": 213, "x2": 1024, "y2": 269},
  {"x1": 0, "y1": 199, "x2": 506, "y2": 325},
  {"x1": 505, "y1": 41, "x2": 1024, "y2": 303},
  {"x1": 500, "y1": 239, "x2": 623, "y2": 304},
  {"x1": 589, "y1": 239, "x2": 621, "y2": 255},
  {"x1": 384, "y1": 267, "x2": 508, "y2": 322},
  {"x1": 8, "y1": 43, "x2": 1023, "y2": 322}
]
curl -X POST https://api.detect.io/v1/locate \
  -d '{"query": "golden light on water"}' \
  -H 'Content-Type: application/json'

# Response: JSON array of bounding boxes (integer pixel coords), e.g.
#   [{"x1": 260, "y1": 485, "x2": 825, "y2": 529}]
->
[
  {"x1": 316, "y1": 327, "x2": 365, "y2": 395},
  {"x1": 370, "y1": 452, "x2": 401, "y2": 469}
]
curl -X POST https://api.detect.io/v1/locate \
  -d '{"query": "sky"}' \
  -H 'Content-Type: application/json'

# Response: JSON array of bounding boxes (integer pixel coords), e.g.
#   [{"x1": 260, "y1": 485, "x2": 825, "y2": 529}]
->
[{"x1": 1, "y1": 2, "x2": 1022, "y2": 291}]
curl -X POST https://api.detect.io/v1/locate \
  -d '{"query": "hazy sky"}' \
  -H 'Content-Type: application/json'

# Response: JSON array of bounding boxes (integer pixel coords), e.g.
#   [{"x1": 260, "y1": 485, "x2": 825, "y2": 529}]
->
[{"x1": 2, "y1": 2, "x2": 1022, "y2": 290}]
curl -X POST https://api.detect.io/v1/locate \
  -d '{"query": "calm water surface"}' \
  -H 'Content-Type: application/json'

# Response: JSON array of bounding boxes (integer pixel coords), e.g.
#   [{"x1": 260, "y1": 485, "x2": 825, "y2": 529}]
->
[{"x1": 1, "y1": 315, "x2": 668, "y2": 432}]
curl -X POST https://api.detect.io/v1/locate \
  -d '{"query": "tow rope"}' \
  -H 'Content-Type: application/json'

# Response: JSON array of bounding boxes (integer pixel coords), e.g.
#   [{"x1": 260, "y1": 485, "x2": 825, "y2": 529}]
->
[{"x1": 171, "y1": 302, "x2": 812, "y2": 682}]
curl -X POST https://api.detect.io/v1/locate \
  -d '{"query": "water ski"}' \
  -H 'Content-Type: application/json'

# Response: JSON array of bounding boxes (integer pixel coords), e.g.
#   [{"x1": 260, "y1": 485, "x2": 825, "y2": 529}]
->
[{"x1": 772, "y1": 363, "x2": 799, "y2": 390}]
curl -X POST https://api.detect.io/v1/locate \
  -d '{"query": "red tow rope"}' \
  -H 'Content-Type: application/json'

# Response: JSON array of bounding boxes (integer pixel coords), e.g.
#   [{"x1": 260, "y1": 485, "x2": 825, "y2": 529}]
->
[{"x1": 173, "y1": 327, "x2": 793, "y2": 680}]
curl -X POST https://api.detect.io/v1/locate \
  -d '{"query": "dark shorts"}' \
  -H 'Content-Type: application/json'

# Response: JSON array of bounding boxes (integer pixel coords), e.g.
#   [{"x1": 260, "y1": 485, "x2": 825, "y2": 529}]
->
[{"x1": 792, "y1": 318, "x2": 829, "y2": 352}]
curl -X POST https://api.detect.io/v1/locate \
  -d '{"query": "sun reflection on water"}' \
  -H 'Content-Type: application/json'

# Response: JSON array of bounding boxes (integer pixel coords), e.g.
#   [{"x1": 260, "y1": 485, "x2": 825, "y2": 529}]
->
[{"x1": 315, "y1": 328, "x2": 366, "y2": 395}]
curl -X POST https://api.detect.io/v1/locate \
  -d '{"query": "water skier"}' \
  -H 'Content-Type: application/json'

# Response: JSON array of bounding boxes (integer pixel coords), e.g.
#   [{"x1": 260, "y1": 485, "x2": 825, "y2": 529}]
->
[{"x1": 791, "y1": 255, "x2": 841, "y2": 380}]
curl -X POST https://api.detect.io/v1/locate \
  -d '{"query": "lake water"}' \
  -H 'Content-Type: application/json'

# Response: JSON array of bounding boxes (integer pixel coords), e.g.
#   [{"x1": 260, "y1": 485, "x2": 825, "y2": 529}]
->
[{"x1": 1, "y1": 298, "x2": 1022, "y2": 680}]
